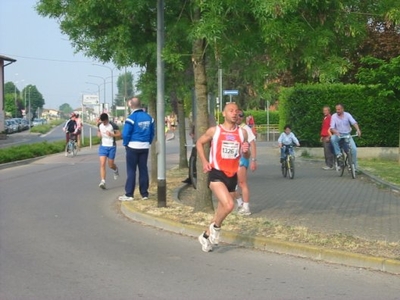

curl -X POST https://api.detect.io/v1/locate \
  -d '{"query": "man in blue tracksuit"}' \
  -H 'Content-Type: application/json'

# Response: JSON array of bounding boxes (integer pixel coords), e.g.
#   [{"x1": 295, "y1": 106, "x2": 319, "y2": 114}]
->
[{"x1": 119, "y1": 97, "x2": 155, "y2": 201}]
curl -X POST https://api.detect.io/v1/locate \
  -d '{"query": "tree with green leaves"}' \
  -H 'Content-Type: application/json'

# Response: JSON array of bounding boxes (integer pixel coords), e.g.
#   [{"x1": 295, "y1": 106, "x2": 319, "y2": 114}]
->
[{"x1": 59, "y1": 103, "x2": 73, "y2": 117}]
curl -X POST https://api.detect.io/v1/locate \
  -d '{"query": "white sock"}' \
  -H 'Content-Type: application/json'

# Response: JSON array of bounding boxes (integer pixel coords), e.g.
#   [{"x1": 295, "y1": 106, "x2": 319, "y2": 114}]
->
[
  {"x1": 243, "y1": 202, "x2": 249, "y2": 209},
  {"x1": 236, "y1": 197, "x2": 243, "y2": 206}
]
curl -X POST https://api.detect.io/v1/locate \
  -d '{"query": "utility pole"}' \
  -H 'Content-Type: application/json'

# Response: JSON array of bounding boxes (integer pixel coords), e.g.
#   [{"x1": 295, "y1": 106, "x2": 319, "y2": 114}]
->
[{"x1": 157, "y1": 0, "x2": 166, "y2": 207}]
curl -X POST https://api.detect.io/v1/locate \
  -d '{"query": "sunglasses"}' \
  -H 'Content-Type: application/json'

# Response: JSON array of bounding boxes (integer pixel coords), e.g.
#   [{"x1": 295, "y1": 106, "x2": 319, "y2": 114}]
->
[{"x1": 238, "y1": 114, "x2": 244, "y2": 118}]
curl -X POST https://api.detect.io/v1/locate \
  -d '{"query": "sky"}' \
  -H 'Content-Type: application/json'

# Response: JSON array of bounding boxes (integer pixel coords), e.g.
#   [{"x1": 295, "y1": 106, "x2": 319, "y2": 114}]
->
[{"x1": 0, "y1": 0, "x2": 139, "y2": 110}]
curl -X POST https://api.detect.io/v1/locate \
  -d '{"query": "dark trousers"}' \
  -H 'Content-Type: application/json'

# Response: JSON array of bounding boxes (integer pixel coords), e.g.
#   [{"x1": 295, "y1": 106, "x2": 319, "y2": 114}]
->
[
  {"x1": 125, "y1": 147, "x2": 149, "y2": 198},
  {"x1": 322, "y1": 138, "x2": 334, "y2": 168}
]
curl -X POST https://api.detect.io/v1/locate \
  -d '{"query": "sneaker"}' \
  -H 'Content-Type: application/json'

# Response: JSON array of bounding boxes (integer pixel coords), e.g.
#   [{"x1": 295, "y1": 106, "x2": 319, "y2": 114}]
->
[
  {"x1": 99, "y1": 181, "x2": 106, "y2": 189},
  {"x1": 208, "y1": 223, "x2": 221, "y2": 246},
  {"x1": 118, "y1": 195, "x2": 134, "y2": 201},
  {"x1": 238, "y1": 206, "x2": 252, "y2": 216},
  {"x1": 336, "y1": 154, "x2": 343, "y2": 159},
  {"x1": 322, "y1": 166, "x2": 334, "y2": 170},
  {"x1": 198, "y1": 233, "x2": 213, "y2": 252},
  {"x1": 113, "y1": 168, "x2": 119, "y2": 180},
  {"x1": 237, "y1": 203, "x2": 243, "y2": 212},
  {"x1": 142, "y1": 196, "x2": 149, "y2": 200}
]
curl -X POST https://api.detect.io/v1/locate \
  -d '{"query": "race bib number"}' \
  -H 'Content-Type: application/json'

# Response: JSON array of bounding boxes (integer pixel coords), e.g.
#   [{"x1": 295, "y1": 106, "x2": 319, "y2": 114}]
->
[{"x1": 221, "y1": 141, "x2": 240, "y2": 159}]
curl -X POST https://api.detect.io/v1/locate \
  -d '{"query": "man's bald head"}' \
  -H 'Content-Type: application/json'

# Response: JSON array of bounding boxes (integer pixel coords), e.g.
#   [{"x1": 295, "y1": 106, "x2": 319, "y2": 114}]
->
[
  {"x1": 129, "y1": 97, "x2": 141, "y2": 109},
  {"x1": 223, "y1": 102, "x2": 238, "y2": 112}
]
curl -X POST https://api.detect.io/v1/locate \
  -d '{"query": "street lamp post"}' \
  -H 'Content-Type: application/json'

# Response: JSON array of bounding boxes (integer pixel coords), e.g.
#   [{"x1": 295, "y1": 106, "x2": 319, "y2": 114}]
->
[
  {"x1": 28, "y1": 86, "x2": 32, "y2": 131},
  {"x1": 93, "y1": 64, "x2": 117, "y2": 116},
  {"x1": 88, "y1": 75, "x2": 106, "y2": 112}
]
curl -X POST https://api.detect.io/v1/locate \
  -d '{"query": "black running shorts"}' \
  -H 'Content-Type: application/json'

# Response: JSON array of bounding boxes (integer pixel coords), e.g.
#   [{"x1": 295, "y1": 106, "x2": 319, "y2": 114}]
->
[{"x1": 208, "y1": 168, "x2": 238, "y2": 193}]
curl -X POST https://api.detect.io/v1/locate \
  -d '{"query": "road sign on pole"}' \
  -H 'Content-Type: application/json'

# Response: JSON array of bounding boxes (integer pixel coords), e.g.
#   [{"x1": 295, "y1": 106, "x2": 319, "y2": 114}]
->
[
  {"x1": 82, "y1": 94, "x2": 99, "y2": 105},
  {"x1": 223, "y1": 90, "x2": 239, "y2": 96}
]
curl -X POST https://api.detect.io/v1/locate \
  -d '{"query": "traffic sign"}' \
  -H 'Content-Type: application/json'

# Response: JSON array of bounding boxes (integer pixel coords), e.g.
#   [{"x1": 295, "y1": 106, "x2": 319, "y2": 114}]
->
[
  {"x1": 82, "y1": 94, "x2": 99, "y2": 105},
  {"x1": 223, "y1": 90, "x2": 239, "y2": 96}
]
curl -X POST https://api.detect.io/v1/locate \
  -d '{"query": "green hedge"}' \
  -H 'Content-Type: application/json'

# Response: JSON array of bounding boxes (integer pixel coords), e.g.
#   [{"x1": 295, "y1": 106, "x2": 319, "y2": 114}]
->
[
  {"x1": 0, "y1": 137, "x2": 101, "y2": 164},
  {"x1": 279, "y1": 83, "x2": 400, "y2": 147}
]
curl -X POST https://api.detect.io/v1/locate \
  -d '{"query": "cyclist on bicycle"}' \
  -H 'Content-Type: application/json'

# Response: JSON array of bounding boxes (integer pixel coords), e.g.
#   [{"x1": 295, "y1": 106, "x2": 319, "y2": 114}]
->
[
  {"x1": 278, "y1": 125, "x2": 300, "y2": 163},
  {"x1": 63, "y1": 113, "x2": 78, "y2": 144},
  {"x1": 330, "y1": 104, "x2": 361, "y2": 170}
]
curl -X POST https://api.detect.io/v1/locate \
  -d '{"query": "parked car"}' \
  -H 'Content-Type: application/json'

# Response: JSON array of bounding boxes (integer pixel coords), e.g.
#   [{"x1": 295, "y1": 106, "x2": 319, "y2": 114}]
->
[
  {"x1": 32, "y1": 118, "x2": 45, "y2": 126},
  {"x1": 20, "y1": 119, "x2": 30, "y2": 130},
  {"x1": 10, "y1": 118, "x2": 25, "y2": 132},
  {"x1": 5, "y1": 119, "x2": 18, "y2": 133}
]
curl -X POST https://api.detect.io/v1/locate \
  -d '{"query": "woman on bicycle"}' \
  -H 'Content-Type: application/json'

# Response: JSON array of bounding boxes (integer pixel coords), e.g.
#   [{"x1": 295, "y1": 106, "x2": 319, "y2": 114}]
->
[
  {"x1": 278, "y1": 125, "x2": 300, "y2": 163},
  {"x1": 63, "y1": 113, "x2": 78, "y2": 144}
]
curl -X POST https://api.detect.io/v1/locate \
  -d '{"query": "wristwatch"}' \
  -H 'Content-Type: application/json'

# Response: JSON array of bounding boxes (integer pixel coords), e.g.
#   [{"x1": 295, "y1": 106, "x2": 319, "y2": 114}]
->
[{"x1": 251, "y1": 158, "x2": 257, "y2": 161}]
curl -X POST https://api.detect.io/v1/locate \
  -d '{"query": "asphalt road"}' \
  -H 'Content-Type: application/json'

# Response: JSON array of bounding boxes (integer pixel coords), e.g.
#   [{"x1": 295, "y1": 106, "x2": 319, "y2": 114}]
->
[{"x1": 1, "y1": 139, "x2": 400, "y2": 299}]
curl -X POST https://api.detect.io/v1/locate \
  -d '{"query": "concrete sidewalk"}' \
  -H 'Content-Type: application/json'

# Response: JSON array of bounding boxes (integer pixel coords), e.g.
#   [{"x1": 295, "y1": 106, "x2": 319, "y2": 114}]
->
[{"x1": 181, "y1": 141, "x2": 400, "y2": 243}]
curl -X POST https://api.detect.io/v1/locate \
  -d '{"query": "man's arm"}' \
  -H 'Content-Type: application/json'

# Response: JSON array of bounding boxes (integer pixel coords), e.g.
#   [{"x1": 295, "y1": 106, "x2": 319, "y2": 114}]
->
[
  {"x1": 149, "y1": 118, "x2": 155, "y2": 144},
  {"x1": 241, "y1": 128, "x2": 250, "y2": 159},
  {"x1": 111, "y1": 122, "x2": 121, "y2": 138},
  {"x1": 249, "y1": 140, "x2": 257, "y2": 171},
  {"x1": 353, "y1": 123, "x2": 361, "y2": 137},
  {"x1": 122, "y1": 119, "x2": 134, "y2": 146},
  {"x1": 195, "y1": 127, "x2": 215, "y2": 173}
]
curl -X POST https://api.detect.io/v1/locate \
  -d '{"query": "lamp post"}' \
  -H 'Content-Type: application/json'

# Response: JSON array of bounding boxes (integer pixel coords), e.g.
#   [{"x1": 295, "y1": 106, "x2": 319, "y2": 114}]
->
[
  {"x1": 88, "y1": 75, "x2": 106, "y2": 112},
  {"x1": 85, "y1": 82, "x2": 101, "y2": 116},
  {"x1": 28, "y1": 86, "x2": 32, "y2": 131},
  {"x1": 93, "y1": 64, "x2": 117, "y2": 116}
]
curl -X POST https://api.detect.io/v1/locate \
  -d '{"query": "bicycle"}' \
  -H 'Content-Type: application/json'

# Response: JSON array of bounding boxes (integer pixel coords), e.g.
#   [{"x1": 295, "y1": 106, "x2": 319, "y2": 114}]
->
[
  {"x1": 281, "y1": 144, "x2": 295, "y2": 179},
  {"x1": 65, "y1": 133, "x2": 78, "y2": 157},
  {"x1": 333, "y1": 134, "x2": 358, "y2": 179},
  {"x1": 187, "y1": 144, "x2": 197, "y2": 189}
]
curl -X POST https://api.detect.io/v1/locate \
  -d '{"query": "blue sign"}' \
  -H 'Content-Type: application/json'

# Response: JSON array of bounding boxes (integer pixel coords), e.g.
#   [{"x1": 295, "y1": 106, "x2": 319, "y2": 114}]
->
[{"x1": 223, "y1": 90, "x2": 239, "y2": 96}]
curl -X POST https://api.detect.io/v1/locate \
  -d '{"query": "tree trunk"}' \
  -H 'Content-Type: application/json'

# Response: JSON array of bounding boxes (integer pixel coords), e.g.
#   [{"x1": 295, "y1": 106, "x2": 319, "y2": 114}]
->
[
  {"x1": 171, "y1": 90, "x2": 188, "y2": 169},
  {"x1": 148, "y1": 91, "x2": 158, "y2": 186},
  {"x1": 192, "y1": 35, "x2": 213, "y2": 213}
]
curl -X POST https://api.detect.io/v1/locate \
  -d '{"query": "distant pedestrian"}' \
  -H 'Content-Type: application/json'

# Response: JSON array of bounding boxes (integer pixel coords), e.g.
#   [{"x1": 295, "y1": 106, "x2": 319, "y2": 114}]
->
[
  {"x1": 119, "y1": 97, "x2": 155, "y2": 201},
  {"x1": 97, "y1": 113, "x2": 120, "y2": 189},
  {"x1": 235, "y1": 109, "x2": 257, "y2": 216},
  {"x1": 278, "y1": 125, "x2": 300, "y2": 163},
  {"x1": 320, "y1": 106, "x2": 334, "y2": 170},
  {"x1": 75, "y1": 113, "x2": 83, "y2": 150}
]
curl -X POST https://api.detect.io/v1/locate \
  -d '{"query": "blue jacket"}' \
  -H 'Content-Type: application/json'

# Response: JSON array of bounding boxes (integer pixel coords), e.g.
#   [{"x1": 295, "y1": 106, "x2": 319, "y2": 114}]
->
[{"x1": 122, "y1": 109, "x2": 154, "y2": 149}]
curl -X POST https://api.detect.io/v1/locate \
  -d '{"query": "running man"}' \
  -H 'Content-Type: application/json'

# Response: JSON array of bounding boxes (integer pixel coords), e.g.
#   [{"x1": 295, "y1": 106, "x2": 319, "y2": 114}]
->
[
  {"x1": 235, "y1": 109, "x2": 257, "y2": 215},
  {"x1": 97, "y1": 113, "x2": 121, "y2": 189},
  {"x1": 196, "y1": 102, "x2": 250, "y2": 252}
]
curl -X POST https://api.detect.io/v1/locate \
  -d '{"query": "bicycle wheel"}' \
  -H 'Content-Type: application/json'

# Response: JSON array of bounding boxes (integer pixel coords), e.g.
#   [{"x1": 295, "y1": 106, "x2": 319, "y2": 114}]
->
[
  {"x1": 338, "y1": 151, "x2": 345, "y2": 177},
  {"x1": 347, "y1": 149, "x2": 356, "y2": 179},
  {"x1": 288, "y1": 156, "x2": 295, "y2": 179},
  {"x1": 65, "y1": 142, "x2": 70, "y2": 157},
  {"x1": 189, "y1": 155, "x2": 197, "y2": 189},
  {"x1": 282, "y1": 160, "x2": 288, "y2": 178},
  {"x1": 72, "y1": 142, "x2": 78, "y2": 156}
]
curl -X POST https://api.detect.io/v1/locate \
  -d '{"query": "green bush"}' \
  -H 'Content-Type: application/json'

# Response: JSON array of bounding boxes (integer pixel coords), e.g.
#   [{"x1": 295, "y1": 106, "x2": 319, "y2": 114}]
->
[
  {"x1": 0, "y1": 138, "x2": 101, "y2": 164},
  {"x1": 279, "y1": 83, "x2": 400, "y2": 147}
]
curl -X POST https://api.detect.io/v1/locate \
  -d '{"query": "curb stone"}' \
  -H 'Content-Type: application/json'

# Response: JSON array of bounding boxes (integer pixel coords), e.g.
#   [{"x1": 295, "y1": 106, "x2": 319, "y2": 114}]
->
[{"x1": 120, "y1": 202, "x2": 400, "y2": 275}]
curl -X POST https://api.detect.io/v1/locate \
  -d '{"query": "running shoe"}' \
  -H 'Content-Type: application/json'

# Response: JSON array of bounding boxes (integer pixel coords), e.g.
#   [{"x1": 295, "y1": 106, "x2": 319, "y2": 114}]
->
[
  {"x1": 118, "y1": 195, "x2": 134, "y2": 201},
  {"x1": 99, "y1": 180, "x2": 106, "y2": 190},
  {"x1": 238, "y1": 206, "x2": 252, "y2": 216},
  {"x1": 208, "y1": 223, "x2": 221, "y2": 246},
  {"x1": 198, "y1": 233, "x2": 213, "y2": 252},
  {"x1": 237, "y1": 203, "x2": 243, "y2": 212},
  {"x1": 322, "y1": 166, "x2": 334, "y2": 170},
  {"x1": 142, "y1": 196, "x2": 149, "y2": 200},
  {"x1": 113, "y1": 168, "x2": 119, "y2": 180}
]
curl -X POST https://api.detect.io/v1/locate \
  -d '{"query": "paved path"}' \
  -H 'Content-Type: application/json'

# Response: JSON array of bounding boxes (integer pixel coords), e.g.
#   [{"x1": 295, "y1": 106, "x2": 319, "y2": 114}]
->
[{"x1": 220, "y1": 141, "x2": 400, "y2": 243}]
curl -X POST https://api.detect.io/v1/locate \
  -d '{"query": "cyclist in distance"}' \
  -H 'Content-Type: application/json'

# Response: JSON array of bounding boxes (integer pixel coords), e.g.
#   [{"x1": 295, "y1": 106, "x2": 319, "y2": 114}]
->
[
  {"x1": 278, "y1": 125, "x2": 300, "y2": 163},
  {"x1": 330, "y1": 104, "x2": 361, "y2": 170},
  {"x1": 63, "y1": 113, "x2": 78, "y2": 144}
]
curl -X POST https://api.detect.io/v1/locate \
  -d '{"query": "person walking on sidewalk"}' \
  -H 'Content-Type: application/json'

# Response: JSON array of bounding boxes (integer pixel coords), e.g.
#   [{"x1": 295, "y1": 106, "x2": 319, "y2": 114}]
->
[
  {"x1": 97, "y1": 113, "x2": 121, "y2": 189},
  {"x1": 235, "y1": 109, "x2": 257, "y2": 216},
  {"x1": 119, "y1": 97, "x2": 154, "y2": 201},
  {"x1": 196, "y1": 102, "x2": 250, "y2": 252},
  {"x1": 320, "y1": 106, "x2": 334, "y2": 170},
  {"x1": 330, "y1": 103, "x2": 361, "y2": 170}
]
